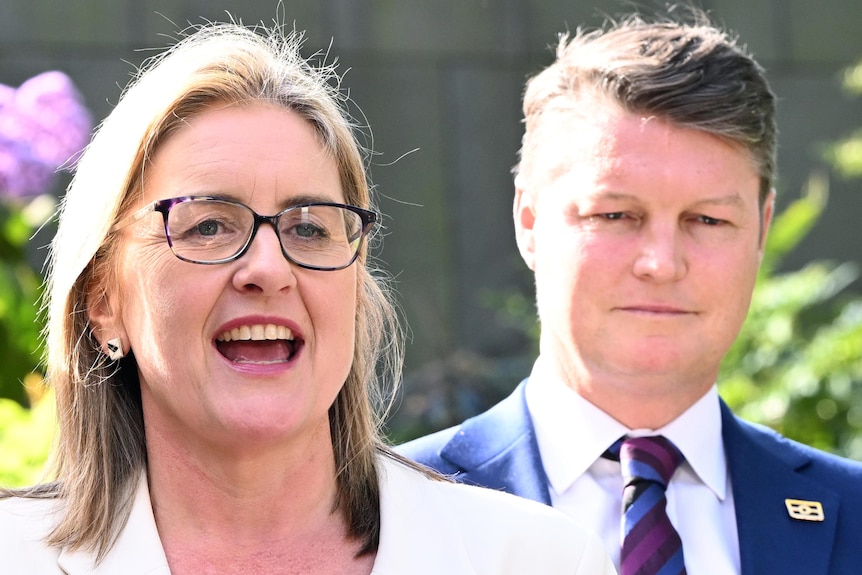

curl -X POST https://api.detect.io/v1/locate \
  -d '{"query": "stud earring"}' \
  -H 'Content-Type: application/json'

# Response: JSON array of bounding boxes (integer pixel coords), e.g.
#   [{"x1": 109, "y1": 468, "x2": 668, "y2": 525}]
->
[{"x1": 106, "y1": 338, "x2": 125, "y2": 361}]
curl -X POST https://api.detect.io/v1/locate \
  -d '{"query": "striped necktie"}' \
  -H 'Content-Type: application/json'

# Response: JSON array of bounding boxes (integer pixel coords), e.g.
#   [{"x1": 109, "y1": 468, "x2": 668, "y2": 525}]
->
[{"x1": 605, "y1": 435, "x2": 687, "y2": 575}]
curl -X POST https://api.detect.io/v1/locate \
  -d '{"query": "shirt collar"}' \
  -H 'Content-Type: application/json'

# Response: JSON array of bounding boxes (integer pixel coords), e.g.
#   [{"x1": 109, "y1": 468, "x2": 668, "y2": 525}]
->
[
  {"x1": 525, "y1": 356, "x2": 727, "y2": 500},
  {"x1": 657, "y1": 384, "x2": 727, "y2": 499}
]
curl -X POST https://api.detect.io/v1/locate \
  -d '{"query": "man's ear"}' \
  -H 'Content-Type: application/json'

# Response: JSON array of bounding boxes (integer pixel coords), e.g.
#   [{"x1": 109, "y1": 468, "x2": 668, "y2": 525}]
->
[
  {"x1": 759, "y1": 188, "x2": 777, "y2": 254},
  {"x1": 513, "y1": 179, "x2": 537, "y2": 271},
  {"x1": 87, "y1": 281, "x2": 127, "y2": 357}
]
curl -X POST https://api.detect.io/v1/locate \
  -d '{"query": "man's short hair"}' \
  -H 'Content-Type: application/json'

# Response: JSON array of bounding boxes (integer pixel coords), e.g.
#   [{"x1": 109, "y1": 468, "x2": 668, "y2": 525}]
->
[{"x1": 518, "y1": 14, "x2": 777, "y2": 204}]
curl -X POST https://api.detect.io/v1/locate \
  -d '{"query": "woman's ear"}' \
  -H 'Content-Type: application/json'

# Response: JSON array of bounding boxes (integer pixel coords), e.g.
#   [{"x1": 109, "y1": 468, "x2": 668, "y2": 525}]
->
[{"x1": 87, "y1": 280, "x2": 128, "y2": 359}]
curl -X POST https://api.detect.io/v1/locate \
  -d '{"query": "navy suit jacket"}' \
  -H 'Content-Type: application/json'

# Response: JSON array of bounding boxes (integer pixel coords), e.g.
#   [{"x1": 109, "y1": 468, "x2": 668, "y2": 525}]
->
[{"x1": 399, "y1": 380, "x2": 862, "y2": 575}]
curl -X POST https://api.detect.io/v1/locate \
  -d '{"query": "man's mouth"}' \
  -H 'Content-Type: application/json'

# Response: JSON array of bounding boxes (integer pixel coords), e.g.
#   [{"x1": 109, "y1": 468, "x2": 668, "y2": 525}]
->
[
  {"x1": 215, "y1": 324, "x2": 300, "y2": 364},
  {"x1": 618, "y1": 304, "x2": 692, "y2": 315}
]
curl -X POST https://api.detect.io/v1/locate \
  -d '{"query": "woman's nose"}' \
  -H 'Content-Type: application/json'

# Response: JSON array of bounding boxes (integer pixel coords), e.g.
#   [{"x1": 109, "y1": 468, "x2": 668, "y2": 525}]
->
[{"x1": 231, "y1": 224, "x2": 297, "y2": 294}]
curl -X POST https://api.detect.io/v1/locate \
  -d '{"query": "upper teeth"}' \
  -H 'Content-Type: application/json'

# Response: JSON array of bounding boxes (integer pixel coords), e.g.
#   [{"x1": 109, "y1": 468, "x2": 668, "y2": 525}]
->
[{"x1": 217, "y1": 324, "x2": 294, "y2": 342}]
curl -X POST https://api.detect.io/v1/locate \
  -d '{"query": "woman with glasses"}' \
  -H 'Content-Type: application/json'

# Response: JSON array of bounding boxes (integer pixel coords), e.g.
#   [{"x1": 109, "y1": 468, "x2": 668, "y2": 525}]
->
[{"x1": 0, "y1": 21, "x2": 612, "y2": 575}]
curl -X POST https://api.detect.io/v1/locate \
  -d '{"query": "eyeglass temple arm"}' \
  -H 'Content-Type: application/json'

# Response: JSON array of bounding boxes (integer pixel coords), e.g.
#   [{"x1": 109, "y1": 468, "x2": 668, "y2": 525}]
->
[{"x1": 110, "y1": 203, "x2": 159, "y2": 233}]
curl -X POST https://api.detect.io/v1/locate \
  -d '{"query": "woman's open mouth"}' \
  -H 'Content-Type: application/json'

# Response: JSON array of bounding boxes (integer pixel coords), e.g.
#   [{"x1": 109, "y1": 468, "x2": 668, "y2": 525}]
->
[{"x1": 215, "y1": 324, "x2": 300, "y2": 364}]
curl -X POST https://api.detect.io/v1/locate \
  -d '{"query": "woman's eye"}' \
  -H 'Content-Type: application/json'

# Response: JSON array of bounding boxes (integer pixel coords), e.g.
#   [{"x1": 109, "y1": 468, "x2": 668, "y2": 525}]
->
[
  {"x1": 293, "y1": 223, "x2": 326, "y2": 239},
  {"x1": 603, "y1": 212, "x2": 626, "y2": 220},
  {"x1": 195, "y1": 220, "x2": 221, "y2": 236}
]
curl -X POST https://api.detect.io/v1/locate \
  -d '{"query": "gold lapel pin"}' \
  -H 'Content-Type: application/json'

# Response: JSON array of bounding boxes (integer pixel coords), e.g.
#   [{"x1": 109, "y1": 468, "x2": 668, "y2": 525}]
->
[{"x1": 785, "y1": 499, "x2": 825, "y2": 522}]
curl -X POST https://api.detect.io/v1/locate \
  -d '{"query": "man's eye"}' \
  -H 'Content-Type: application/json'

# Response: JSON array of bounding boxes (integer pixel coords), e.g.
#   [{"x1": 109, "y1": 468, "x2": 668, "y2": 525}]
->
[
  {"x1": 698, "y1": 215, "x2": 724, "y2": 226},
  {"x1": 602, "y1": 212, "x2": 627, "y2": 220}
]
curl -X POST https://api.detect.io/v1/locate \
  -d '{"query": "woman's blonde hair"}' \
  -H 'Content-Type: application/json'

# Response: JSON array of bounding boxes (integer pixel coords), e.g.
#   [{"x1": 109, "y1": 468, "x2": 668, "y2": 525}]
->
[{"x1": 30, "y1": 21, "x2": 402, "y2": 558}]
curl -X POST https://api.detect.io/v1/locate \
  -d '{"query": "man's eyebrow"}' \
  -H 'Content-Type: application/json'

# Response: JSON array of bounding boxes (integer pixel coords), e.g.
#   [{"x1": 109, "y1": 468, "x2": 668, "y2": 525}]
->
[
  {"x1": 593, "y1": 192, "x2": 638, "y2": 201},
  {"x1": 582, "y1": 192, "x2": 747, "y2": 207},
  {"x1": 580, "y1": 192, "x2": 644, "y2": 204},
  {"x1": 689, "y1": 194, "x2": 745, "y2": 207}
]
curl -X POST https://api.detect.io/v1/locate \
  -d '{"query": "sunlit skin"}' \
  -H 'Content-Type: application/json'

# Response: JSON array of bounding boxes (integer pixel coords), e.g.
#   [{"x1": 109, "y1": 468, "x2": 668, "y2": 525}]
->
[
  {"x1": 89, "y1": 105, "x2": 372, "y2": 573},
  {"x1": 515, "y1": 96, "x2": 774, "y2": 429}
]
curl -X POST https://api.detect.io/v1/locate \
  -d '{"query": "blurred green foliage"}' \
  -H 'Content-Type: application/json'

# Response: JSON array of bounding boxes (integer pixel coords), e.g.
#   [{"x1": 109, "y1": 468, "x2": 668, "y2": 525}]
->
[
  {"x1": 824, "y1": 61, "x2": 862, "y2": 180},
  {"x1": 719, "y1": 173, "x2": 862, "y2": 458},
  {"x1": 0, "y1": 198, "x2": 47, "y2": 407},
  {"x1": 0, "y1": 196, "x2": 52, "y2": 487},
  {"x1": 720, "y1": 60, "x2": 862, "y2": 459},
  {"x1": 0, "y1": 388, "x2": 54, "y2": 486}
]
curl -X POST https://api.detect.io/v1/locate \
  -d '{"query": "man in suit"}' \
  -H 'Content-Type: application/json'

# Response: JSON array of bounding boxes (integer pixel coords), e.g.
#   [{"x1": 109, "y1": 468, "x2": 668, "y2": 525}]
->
[{"x1": 400, "y1": 14, "x2": 862, "y2": 575}]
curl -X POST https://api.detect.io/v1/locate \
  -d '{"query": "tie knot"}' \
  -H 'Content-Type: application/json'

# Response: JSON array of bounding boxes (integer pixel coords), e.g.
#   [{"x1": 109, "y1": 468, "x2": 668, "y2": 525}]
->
[{"x1": 607, "y1": 435, "x2": 684, "y2": 488}]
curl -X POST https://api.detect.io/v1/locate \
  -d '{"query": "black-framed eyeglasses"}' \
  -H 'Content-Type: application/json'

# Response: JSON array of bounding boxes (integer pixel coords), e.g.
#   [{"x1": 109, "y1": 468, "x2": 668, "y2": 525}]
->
[{"x1": 112, "y1": 196, "x2": 378, "y2": 271}]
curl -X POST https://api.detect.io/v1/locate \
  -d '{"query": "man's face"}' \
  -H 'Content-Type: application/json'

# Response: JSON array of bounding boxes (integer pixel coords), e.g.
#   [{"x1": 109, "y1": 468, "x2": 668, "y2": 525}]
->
[{"x1": 515, "y1": 100, "x2": 773, "y2": 424}]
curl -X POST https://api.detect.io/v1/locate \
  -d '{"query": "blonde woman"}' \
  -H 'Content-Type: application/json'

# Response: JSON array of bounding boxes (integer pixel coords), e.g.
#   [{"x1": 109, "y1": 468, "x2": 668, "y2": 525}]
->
[{"x1": 0, "y1": 21, "x2": 613, "y2": 575}]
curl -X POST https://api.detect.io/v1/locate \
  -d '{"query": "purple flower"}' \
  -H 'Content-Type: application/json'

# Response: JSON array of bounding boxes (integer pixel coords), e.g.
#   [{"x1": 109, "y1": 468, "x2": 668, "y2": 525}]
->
[{"x1": 0, "y1": 71, "x2": 92, "y2": 200}]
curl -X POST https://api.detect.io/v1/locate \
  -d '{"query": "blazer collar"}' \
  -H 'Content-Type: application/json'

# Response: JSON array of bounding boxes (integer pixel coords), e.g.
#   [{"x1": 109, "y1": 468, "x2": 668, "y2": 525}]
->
[
  {"x1": 721, "y1": 401, "x2": 838, "y2": 575},
  {"x1": 58, "y1": 474, "x2": 171, "y2": 575},
  {"x1": 439, "y1": 380, "x2": 551, "y2": 504},
  {"x1": 372, "y1": 457, "x2": 475, "y2": 573}
]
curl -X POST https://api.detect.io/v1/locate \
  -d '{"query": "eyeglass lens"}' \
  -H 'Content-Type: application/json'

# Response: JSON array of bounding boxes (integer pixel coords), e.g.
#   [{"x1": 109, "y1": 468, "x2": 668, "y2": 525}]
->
[{"x1": 165, "y1": 199, "x2": 365, "y2": 268}]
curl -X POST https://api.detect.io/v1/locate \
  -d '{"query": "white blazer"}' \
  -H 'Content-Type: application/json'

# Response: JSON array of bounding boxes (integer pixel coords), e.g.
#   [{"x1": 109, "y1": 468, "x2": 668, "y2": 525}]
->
[{"x1": 0, "y1": 455, "x2": 614, "y2": 574}]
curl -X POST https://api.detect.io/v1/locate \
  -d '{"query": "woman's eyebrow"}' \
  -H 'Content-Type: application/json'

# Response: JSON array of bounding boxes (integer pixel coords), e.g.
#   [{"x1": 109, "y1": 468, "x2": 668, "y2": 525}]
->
[{"x1": 281, "y1": 193, "x2": 344, "y2": 207}]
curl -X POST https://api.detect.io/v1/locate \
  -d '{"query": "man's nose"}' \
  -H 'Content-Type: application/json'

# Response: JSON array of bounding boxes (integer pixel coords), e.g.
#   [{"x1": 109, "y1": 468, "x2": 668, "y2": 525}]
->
[{"x1": 631, "y1": 223, "x2": 687, "y2": 283}]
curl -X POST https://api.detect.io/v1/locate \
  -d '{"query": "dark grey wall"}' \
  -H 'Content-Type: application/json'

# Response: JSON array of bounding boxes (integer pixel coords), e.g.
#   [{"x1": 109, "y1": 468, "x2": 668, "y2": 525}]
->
[{"x1": 2, "y1": 0, "x2": 861, "y2": 377}]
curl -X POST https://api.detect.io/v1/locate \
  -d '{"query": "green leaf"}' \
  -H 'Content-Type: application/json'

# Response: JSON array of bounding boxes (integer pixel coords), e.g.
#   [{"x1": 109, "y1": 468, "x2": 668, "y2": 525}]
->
[
  {"x1": 823, "y1": 131, "x2": 862, "y2": 179},
  {"x1": 760, "y1": 174, "x2": 826, "y2": 274}
]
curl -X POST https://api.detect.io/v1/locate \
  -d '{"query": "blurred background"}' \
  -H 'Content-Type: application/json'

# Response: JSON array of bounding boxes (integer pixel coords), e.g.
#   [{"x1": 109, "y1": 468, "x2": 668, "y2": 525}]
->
[{"x1": 1, "y1": 0, "x2": 861, "y2": 484}]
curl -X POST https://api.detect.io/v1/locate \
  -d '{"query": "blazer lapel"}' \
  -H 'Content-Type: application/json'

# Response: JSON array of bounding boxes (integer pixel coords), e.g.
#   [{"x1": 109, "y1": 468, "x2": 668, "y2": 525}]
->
[
  {"x1": 373, "y1": 458, "x2": 476, "y2": 574},
  {"x1": 722, "y1": 402, "x2": 838, "y2": 575},
  {"x1": 439, "y1": 380, "x2": 551, "y2": 505},
  {"x1": 58, "y1": 475, "x2": 171, "y2": 575}
]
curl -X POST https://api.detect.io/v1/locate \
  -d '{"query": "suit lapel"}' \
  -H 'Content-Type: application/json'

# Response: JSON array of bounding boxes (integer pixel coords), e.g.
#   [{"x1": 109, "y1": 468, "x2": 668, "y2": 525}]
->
[
  {"x1": 722, "y1": 402, "x2": 838, "y2": 575},
  {"x1": 439, "y1": 380, "x2": 551, "y2": 505}
]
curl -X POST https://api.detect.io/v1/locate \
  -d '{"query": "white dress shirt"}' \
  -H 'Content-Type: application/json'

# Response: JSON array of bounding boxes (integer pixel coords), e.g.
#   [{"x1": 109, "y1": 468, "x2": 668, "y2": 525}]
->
[{"x1": 526, "y1": 355, "x2": 741, "y2": 575}]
